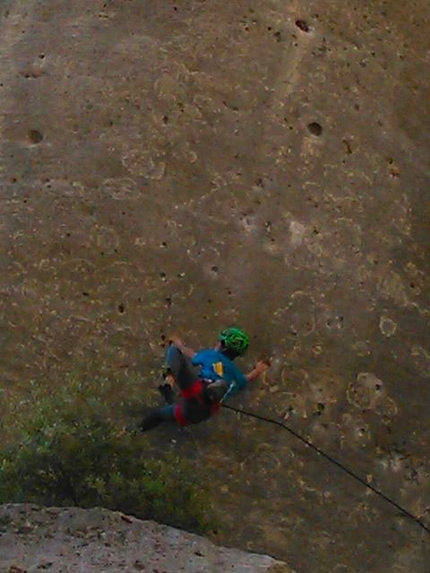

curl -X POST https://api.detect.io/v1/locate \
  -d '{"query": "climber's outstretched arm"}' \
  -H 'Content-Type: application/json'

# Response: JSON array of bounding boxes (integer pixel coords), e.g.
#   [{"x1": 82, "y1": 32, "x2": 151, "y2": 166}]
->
[{"x1": 246, "y1": 359, "x2": 270, "y2": 382}]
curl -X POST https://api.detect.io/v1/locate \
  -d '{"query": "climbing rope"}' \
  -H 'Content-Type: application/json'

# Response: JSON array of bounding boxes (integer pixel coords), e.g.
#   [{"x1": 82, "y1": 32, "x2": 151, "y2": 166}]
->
[{"x1": 223, "y1": 404, "x2": 430, "y2": 536}]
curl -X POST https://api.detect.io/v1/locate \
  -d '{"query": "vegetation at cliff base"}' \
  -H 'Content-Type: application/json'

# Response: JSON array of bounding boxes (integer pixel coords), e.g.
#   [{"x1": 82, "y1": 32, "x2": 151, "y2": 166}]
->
[{"x1": 0, "y1": 375, "x2": 212, "y2": 533}]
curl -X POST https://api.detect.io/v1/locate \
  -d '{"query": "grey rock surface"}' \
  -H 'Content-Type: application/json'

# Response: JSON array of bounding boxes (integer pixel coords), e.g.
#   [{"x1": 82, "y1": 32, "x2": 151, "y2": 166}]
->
[
  {"x1": 0, "y1": 504, "x2": 291, "y2": 573},
  {"x1": 1, "y1": 1, "x2": 430, "y2": 573}
]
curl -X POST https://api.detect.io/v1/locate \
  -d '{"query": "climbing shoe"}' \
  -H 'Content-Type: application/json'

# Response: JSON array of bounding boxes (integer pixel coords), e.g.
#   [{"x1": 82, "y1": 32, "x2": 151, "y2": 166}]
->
[{"x1": 158, "y1": 383, "x2": 174, "y2": 404}]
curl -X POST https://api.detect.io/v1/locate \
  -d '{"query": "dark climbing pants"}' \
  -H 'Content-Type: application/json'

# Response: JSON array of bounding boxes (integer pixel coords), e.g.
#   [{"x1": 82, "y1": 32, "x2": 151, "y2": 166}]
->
[
  {"x1": 164, "y1": 344, "x2": 199, "y2": 389},
  {"x1": 139, "y1": 404, "x2": 175, "y2": 431},
  {"x1": 139, "y1": 345, "x2": 202, "y2": 432}
]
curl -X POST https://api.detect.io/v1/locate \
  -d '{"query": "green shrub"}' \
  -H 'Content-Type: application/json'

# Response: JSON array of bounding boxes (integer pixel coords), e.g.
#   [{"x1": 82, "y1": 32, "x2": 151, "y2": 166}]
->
[{"x1": 0, "y1": 376, "x2": 212, "y2": 533}]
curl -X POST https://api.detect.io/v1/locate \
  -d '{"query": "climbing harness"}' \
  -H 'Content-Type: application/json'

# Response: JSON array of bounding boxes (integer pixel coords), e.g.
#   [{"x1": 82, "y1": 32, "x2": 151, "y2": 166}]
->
[
  {"x1": 223, "y1": 404, "x2": 430, "y2": 536},
  {"x1": 174, "y1": 380, "x2": 220, "y2": 426}
]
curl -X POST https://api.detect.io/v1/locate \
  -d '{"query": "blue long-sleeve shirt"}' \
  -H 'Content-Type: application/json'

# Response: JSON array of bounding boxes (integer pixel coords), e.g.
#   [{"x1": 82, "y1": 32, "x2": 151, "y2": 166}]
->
[{"x1": 192, "y1": 349, "x2": 248, "y2": 402}]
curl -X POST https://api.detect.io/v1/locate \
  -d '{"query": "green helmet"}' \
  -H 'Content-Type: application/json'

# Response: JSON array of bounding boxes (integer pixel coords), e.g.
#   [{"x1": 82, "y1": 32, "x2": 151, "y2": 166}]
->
[{"x1": 219, "y1": 327, "x2": 249, "y2": 356}]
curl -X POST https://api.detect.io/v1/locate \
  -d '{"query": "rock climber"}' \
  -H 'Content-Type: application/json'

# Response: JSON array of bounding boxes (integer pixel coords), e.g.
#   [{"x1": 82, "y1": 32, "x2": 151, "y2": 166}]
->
[{"x1": 139, "y1": 327, "x2": 269, "y2": 432}]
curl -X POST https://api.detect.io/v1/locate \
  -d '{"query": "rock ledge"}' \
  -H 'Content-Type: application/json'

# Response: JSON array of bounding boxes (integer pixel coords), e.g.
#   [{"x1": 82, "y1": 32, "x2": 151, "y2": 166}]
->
[{"x1": 0, "y1": 504, "x2": 292, "y2": 573}]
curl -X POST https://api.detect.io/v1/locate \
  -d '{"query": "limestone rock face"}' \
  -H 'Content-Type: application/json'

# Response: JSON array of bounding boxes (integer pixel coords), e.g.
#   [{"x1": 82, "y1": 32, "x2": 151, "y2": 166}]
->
[
  {"x1": 1, "y1": 1, "x2": 430, "y2": 573},
  {"x1": 0, "y1": 504, "x2": 291, "y2": 573}
]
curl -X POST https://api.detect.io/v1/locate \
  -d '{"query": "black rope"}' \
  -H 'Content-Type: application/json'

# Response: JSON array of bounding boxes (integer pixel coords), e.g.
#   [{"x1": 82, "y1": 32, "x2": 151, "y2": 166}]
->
[{"x1": 223, "y1": 404, "x2": 430, "y2": 536}]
